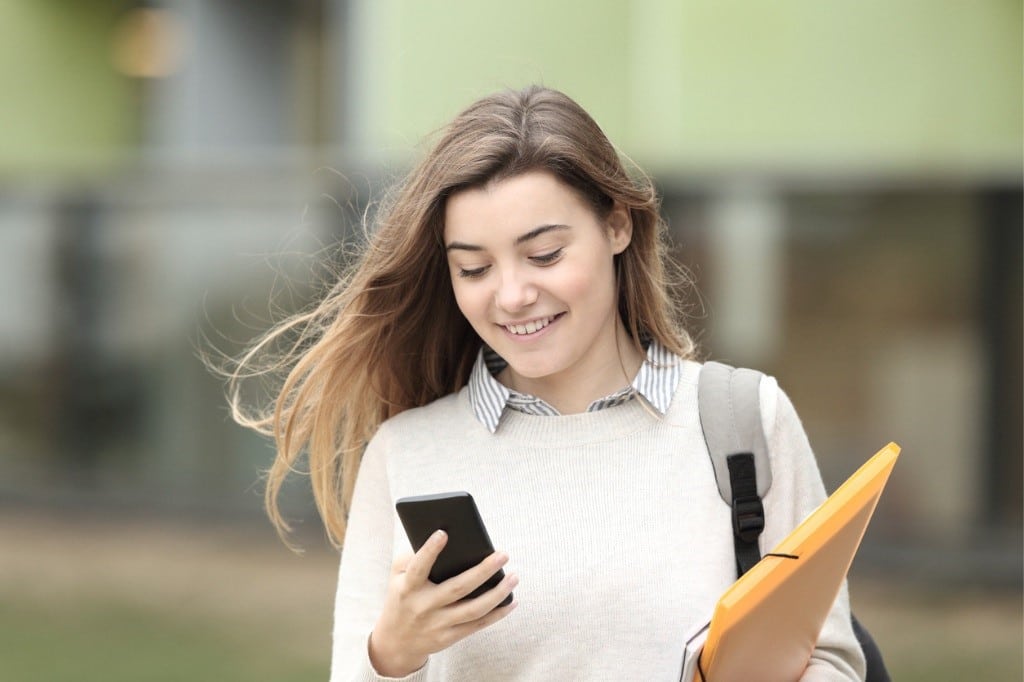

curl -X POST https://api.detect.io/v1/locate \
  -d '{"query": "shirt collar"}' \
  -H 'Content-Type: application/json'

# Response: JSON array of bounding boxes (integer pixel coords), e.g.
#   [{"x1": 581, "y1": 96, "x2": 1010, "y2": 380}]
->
[{"x1": 466, "y1": 339, "x2": 682, "y2": 433}]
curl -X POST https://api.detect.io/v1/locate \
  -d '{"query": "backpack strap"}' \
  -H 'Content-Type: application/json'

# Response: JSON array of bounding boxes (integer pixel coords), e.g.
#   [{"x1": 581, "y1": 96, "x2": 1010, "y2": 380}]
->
[{"x1": 697, "y1": 361, "x2": 773, "y2": 578}]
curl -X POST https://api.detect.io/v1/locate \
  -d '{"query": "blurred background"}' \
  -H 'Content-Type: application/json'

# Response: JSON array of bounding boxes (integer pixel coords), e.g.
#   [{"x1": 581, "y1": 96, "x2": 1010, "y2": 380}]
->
[{"x1": 0, "y1": 1, "x2": 1020, "y2": 680}]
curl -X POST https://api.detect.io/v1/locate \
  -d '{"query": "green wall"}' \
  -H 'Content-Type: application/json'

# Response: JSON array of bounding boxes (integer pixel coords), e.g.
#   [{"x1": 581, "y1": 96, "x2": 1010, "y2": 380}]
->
[
  {"x1": 362, "y1": 0, "x2": 633, "y2": 152},
  {"x1": 2, "y1": 1, "x2": 1019, "y2": 176},
  {"x1": 0, "y1": 1, "x2": 138, "y2": 174},
  {"x1": 359, "y1": 0, "x2": 1023, "y2": 174}
]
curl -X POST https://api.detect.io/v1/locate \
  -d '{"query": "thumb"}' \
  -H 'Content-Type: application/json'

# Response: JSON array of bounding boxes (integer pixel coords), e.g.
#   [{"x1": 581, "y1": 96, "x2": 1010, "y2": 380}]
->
[
  {"x1": 404, "y1": 530, "x2": 448, "y2": 585},
  {"x1": 391, "y1": 552, "x2": 414, "y2": 574}
]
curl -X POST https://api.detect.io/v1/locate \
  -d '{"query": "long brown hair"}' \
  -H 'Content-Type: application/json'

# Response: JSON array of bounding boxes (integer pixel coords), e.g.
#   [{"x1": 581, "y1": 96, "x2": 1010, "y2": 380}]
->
[{"x1": 227, "y1": 85, "x2": 696, "y2": 547}]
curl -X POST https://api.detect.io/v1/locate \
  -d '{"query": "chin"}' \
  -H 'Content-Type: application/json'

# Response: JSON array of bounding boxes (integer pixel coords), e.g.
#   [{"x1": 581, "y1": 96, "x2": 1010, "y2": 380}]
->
[{"x1": 501, "y1": 357, "x2": 563, "y2": 382}]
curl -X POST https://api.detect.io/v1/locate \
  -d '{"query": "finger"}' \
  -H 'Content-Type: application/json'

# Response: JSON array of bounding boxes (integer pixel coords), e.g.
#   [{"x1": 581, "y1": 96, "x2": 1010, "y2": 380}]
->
[
  {"x1": 404, "y1": 529, "x2": 447, "y2": 585},
  {"x1": 447, "y1": 596, "x2": 519, "y2": 643},
  {"x1": 446, "y1": 571, "x2": 519, "y2": 625},
  {"x1": 439, "y1": 550, "x2": 509, "y2": 602}
]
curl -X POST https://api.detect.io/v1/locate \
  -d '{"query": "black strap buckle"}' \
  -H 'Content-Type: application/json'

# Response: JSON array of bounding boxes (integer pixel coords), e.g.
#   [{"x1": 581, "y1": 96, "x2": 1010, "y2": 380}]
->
[{"x1": 732, "y1": 495, "x2": 765, "y2": 542}]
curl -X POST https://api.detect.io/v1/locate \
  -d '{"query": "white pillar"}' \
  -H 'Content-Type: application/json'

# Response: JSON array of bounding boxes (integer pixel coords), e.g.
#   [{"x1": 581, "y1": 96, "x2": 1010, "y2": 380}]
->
[{"x1": 707, "y1": 182, "x2": 785, "y2": 364}]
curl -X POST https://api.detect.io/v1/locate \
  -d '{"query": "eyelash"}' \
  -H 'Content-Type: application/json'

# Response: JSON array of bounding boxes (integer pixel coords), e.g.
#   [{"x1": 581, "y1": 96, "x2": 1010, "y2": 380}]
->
[
  {"x1": 457, "y1": 248, "x2": 564, "y2": 279},
  {"x1": 458, "y1": 266, "x2": 488, "y2": 279},
  {"x1": 530, "y1": 248, "x2": 564, "y2": 265}
]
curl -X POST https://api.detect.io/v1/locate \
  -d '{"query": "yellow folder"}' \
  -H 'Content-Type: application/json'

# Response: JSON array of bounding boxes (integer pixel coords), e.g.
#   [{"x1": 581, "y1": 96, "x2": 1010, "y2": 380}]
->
[{"x1": 681, "y1": 442, "x2": 901, "y2": 682}]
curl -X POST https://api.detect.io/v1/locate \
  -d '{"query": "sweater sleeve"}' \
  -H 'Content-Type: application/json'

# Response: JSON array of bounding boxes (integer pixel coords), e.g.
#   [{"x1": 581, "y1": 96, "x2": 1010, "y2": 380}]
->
[
  {"x1": 329, "y1": 426, "x2": 432, "y2": 682},
  {"x1": 759, "y1": 377, "x2": 867, "y2": 682}
]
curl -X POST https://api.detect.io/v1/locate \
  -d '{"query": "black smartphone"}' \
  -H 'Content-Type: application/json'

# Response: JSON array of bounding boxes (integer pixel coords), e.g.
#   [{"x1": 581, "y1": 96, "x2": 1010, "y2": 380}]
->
[{"x1": 395, "y1": 491, "x2": 513, "y2": 606}]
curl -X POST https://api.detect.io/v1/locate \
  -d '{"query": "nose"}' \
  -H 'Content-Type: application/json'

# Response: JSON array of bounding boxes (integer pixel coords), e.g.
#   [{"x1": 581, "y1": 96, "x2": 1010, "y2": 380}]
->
[{"x1": 494, "y1": 267, "x2": 538, "y2": 312}]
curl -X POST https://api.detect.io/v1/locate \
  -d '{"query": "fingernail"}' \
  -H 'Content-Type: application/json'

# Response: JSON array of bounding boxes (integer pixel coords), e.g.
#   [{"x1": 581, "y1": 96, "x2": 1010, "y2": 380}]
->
[
  {"x1": 493, "y1": 551, "x2": 509, "y2": 566},
  {"x1": 431, "y1": 530, "x2": 446, "y2": 544}
]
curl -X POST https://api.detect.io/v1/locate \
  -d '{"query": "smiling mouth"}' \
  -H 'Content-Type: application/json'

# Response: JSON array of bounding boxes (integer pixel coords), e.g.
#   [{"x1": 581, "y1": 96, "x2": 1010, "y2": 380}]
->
[{"x1": 501, "y1": 313, "x2": 563, "y2": 336}]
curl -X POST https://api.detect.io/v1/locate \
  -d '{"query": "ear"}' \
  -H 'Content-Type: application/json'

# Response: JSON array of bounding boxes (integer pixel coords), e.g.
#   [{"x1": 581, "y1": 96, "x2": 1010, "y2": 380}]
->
[{"x1": 606, "y1": 203, "x2": 633, "y2": 255}]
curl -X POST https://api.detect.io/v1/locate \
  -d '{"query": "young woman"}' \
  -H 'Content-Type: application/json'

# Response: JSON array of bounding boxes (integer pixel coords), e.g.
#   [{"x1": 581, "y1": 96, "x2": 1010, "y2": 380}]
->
[{"x1": 230, "y1": 85, "x2": 865, "y2": 680}]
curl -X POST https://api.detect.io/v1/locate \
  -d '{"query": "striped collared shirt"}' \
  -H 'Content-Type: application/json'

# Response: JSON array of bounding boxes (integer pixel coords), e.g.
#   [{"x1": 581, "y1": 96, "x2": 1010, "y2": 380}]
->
[{"x1": 466, "y1": 339, "x2": 682, "y2": 433}]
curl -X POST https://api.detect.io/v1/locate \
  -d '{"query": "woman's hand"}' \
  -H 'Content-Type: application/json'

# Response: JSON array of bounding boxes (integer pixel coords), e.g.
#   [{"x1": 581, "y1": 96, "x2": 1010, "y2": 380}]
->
[{"x1": 368, "y1": 530, "x2": 519, "y2": 677}]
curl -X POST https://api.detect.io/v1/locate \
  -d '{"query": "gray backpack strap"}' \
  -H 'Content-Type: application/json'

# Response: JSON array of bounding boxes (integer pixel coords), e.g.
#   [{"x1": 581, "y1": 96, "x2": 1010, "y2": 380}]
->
[
  {"x1": 697, "y1": 361, "x2": 772, "y2": 503},
  {"x1": 698, "y1": 361, "x2": 773, "y2": 578}
]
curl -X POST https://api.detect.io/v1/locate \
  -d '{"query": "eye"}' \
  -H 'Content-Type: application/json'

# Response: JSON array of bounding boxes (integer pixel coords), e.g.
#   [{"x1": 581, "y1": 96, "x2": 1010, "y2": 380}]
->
[
  {"x1": 529, "y1": 248, "x2": 563, "y2": 265},
  {"x1": 457, "y1": 265, "x2": 490, "y2": 279}
]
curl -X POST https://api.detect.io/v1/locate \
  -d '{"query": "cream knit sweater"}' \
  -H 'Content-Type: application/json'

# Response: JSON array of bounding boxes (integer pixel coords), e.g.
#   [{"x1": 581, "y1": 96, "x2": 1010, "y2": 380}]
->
[{"x1": 330, "y1": 360, "x2": 865, "y2": 681}]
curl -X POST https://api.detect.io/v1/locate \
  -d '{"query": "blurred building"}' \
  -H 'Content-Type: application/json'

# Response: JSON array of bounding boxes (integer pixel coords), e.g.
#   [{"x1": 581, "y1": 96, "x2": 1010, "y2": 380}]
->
[{"x1": 0, "y1": 1, "x2": 1020, "y2": 583}]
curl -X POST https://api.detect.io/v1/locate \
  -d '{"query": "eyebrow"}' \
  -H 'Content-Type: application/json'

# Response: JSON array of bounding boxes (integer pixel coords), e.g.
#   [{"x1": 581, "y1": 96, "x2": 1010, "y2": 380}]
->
[{"x1": 445, "y1": 223, "x2": 570, "y2": 252}]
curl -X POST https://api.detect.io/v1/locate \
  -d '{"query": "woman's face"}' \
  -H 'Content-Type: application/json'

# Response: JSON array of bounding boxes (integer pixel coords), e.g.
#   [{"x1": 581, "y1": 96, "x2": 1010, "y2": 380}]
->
[{"x1": 443, "y1": 170, "x2": 633, "y2": 397}]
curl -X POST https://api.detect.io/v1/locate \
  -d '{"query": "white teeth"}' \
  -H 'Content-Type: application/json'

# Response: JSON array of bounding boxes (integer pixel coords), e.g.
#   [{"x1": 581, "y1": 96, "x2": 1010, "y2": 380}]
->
[{"x1": 506, "y1": 316, "x2": 554, "y2": 335}]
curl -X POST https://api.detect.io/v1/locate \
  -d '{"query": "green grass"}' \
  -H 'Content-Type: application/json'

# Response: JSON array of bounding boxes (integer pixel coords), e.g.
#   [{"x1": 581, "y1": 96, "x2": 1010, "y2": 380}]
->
[
  {"x1": 891, "y1": 657, "x2": 1021, "y2": 682},
  {"x1": 2, "y1": 590, "x2": 1021, "y2": 682},
  {"x1": 0, "y1": 597, "x2": 328, "y2": 682}
]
